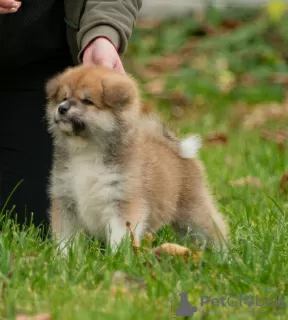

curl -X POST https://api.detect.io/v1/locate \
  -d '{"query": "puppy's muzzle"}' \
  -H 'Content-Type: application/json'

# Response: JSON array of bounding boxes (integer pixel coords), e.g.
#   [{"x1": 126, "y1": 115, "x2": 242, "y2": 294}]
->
[
  {"x1": 58, "y1": 99, "x2": 77, "y2": 116},
  {"x1": 54, "y1": 99, "x2": 86, "y2": 134}
]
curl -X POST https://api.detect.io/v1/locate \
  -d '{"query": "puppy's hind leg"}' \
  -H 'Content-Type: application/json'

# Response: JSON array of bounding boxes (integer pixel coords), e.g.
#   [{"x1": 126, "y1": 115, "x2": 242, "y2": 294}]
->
[{"x1": 173, "y1": 192, "x2": 229, "y2": 250}]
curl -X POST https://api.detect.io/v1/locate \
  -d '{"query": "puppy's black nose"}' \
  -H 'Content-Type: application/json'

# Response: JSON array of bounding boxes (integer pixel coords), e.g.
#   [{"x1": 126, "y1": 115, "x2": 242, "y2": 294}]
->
[{"x1": 58, "y1": 101, "x2": 71, "y2": 115}]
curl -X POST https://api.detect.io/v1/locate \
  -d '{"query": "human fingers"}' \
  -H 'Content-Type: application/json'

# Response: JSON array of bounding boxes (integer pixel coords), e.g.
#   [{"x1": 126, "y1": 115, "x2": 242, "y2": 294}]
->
[{"x1": 0, "y1": 0, "x2": 21, "y2": 14}]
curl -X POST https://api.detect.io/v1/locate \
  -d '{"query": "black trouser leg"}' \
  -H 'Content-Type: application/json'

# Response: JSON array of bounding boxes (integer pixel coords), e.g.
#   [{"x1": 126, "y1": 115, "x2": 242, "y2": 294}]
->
[
  {"x1": 0, "y1": 55, "x2": 73, "y2": 232},
  {"x1": 0, "y1": 89, "x2": 53, "y2": 230}
]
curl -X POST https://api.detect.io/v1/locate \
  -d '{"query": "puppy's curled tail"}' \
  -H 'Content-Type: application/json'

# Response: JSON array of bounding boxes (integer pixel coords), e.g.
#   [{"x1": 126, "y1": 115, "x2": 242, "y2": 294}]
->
[{"x1": 179, "y1": 135, "x2": 202, "y2": 159}]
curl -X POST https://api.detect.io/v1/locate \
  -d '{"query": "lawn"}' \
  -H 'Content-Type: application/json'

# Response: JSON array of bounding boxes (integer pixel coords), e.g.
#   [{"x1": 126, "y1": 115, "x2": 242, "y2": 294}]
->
[{"x1": 1, "y1": 5, "x2": 288, "y2": 320}]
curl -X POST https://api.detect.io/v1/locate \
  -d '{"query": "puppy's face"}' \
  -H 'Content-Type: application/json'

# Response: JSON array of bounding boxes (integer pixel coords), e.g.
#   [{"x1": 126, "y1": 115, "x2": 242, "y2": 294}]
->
[{"x1": 45, "y1": 65, "x2": 140, "y2": 140}]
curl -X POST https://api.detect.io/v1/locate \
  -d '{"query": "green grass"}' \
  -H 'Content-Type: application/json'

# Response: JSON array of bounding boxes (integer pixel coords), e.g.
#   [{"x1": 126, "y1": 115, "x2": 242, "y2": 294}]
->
[{"x1": 1, "y1": 6, "x2": 288, "y2": 320}]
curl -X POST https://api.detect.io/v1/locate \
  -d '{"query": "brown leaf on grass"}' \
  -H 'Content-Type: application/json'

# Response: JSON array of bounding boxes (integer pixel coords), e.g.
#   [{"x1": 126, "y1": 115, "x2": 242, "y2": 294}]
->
[
  {"x1": 145, "y1": 78, "x2": 165, "y2": 95},
  {"x1": 243, "y1": 103, "x2": 288, "y2": 130},
  {"x1": 146, "y1": 54, "x2": 183, "y2": 74},
  {"x1": 260, "y1": 130, "x2": 288, "y2": 151},
  {"x1": 153, "y1": 243, "x2": 191, "y2": 257},
  {"x1": 153, "y1": 243, "x2": 202, "y2": 265},
  {"x1": 202, "y1": 24, "x2": 219, "y2": 35},
  {"x1": 16, "y1": 314, "x2": 51, "y2": 320},
  {"x1": 221, "y1": 19, "x2": 242, "y2": 30},
  {"x1": 239, "y1": 73, "x2": 257, "y2": 86},
  {"x1": 136, "y1": 19, "x2": 161, "y2": 29},
  {"x1": 204, "y1": 132, "x2": 228, "y2": 144},
  {"x1": 179, "y1": 40, "x2": 196, "y2": 56},
  {"x1": 279, "y1": 173, "x2": 288, "y2": 194},
  {"x1": 270, "y1": 73, "x2": 288, "y2": 85},
  {"x1": 126, "y1": 221, "x2": 140, "y2": 254},
  {"x1": 229, "y1": 176, "x2": 263, "y2": 188},
  {"x1": 170, "y1": 89, "x2": 190, "y2": 107},
  {"x1": 229, "y1": 102, "x2": 250, "y2": 127},
  {"x1": 132, "y1": 62, "x2": 160, "y2": 80}
]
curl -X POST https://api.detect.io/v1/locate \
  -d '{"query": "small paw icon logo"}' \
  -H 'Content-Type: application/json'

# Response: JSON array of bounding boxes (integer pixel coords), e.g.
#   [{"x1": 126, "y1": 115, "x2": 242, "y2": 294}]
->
[{"x1": 169, "y1": 291, "x2": 198, "y2": 317}]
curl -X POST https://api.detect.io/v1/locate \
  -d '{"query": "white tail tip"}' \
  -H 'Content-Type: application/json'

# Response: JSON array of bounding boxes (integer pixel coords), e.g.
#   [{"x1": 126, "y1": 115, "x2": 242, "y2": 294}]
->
[{"x1": 179, "y1": 135, "x2": 202, "y2": 159}]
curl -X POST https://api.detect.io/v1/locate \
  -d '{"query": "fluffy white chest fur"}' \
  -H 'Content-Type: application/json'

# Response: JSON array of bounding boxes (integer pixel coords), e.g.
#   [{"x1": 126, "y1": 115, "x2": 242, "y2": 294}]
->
[{"x1": 58, "y1": 149, "x2": 127, "y2": 242}]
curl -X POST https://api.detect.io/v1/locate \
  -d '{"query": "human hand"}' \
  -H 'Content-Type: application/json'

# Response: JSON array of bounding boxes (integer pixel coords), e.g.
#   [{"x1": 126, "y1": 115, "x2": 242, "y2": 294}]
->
[
  {"x1": 0, "y1": 0, "x2": 21, "y2": 14},
  {"x1": 83, "y1": 37, "x2": 125, "y2": 74}
]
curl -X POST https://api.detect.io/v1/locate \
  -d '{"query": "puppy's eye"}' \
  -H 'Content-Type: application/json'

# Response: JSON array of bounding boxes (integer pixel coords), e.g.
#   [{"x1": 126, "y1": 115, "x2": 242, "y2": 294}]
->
[{"x1": 82, "y1": 99, "x2": 93, "y2": 105}]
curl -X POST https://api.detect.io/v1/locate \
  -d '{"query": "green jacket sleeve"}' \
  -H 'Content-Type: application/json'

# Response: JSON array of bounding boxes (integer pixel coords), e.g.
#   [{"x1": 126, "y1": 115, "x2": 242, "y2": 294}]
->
[{"x1": 77, "y1": 0, "x2": 143, "y2": 61}]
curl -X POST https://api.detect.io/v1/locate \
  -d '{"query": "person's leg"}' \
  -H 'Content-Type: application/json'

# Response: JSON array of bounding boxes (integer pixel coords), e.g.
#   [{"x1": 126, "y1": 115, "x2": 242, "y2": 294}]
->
[
  {"x1": 0, "y1": 88, "x2": 53, "y2": 229},
  {"x1": 0, "y1": 55, "x2": 74, "y2": 231}
]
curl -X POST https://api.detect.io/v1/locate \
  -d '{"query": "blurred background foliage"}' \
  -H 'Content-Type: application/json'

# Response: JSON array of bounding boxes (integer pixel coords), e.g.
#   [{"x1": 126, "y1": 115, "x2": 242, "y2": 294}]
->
[{"x1": 123, "y1": 2, "x2": 288, "y2": 135}]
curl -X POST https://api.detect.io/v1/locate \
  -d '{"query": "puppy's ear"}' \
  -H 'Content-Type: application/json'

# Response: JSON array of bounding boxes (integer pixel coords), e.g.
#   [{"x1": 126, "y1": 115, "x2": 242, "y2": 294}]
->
[
  {"x1": 101, "y1": 73, "x2": 139, "y2": 109},
  {"x1": 45, "y1": 75, "x2": 60, "y2": 101}
]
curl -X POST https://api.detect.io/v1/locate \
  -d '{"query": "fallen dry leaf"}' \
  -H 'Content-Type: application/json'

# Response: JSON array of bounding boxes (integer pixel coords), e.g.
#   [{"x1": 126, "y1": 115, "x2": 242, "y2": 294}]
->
[
  {"x1": 229, "y1": 176, "x2": 263, "y2": 188},
  {"x1": 221, "y1": 19, "x2": 242, "y2": 30},
  {"x1": 133, "y1": 62, "x2": 161, "y2": 80},
  {"x1": 170, "y1": 89, "x2": 190, "y2": 107},
  {"x1": 145, "y1": 78, "x2": 165, "y2": 95},
  {"x1": 279, "y1": 173, "x2": 288, "y2": 194},
  {"x1": 229, "y1": 102, "x2": 250, "y2": 127},
  {"x1": 204, "y1": 132, "x2": 228, "y2": 144},
  {"x1": 136, "y1": 19, "x2": 161, "y2": 29},
  {"x1": 270, "y1": 73, "x2": 288, "y2": 85},
  {"x1": 194, "y1": 23, "x2": 219, "y2": 36},
  {"x1": 261, "y1": 130, "x2": 288, "y2": 150},
  {"x1": 179, "y1": 39, "x2": 196, "y2": 56},
  {"x1": 16, "y1": 314, "x2": 51, "y2": 320},
  {"x1": 153, "y1": 243, "x2": 191, "y2": 257},
  {"x1": 243, "y1": 103, "x2": 288, "y2": 130},
  {"x1": 239, "y1": 73, "x2": 257, "y2": 86},
  {"x1": 146, "y1": 54, "x2": 183, "y2": 73},
  {"x1": 153, "y1": 243, "x2": 202, "y2": 265}
]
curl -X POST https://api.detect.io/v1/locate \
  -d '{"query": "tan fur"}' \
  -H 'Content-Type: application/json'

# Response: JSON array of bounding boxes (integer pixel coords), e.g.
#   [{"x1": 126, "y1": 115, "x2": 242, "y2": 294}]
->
[{"x1": 45, "y1": 65, "x2": 229, "y2": 253}]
